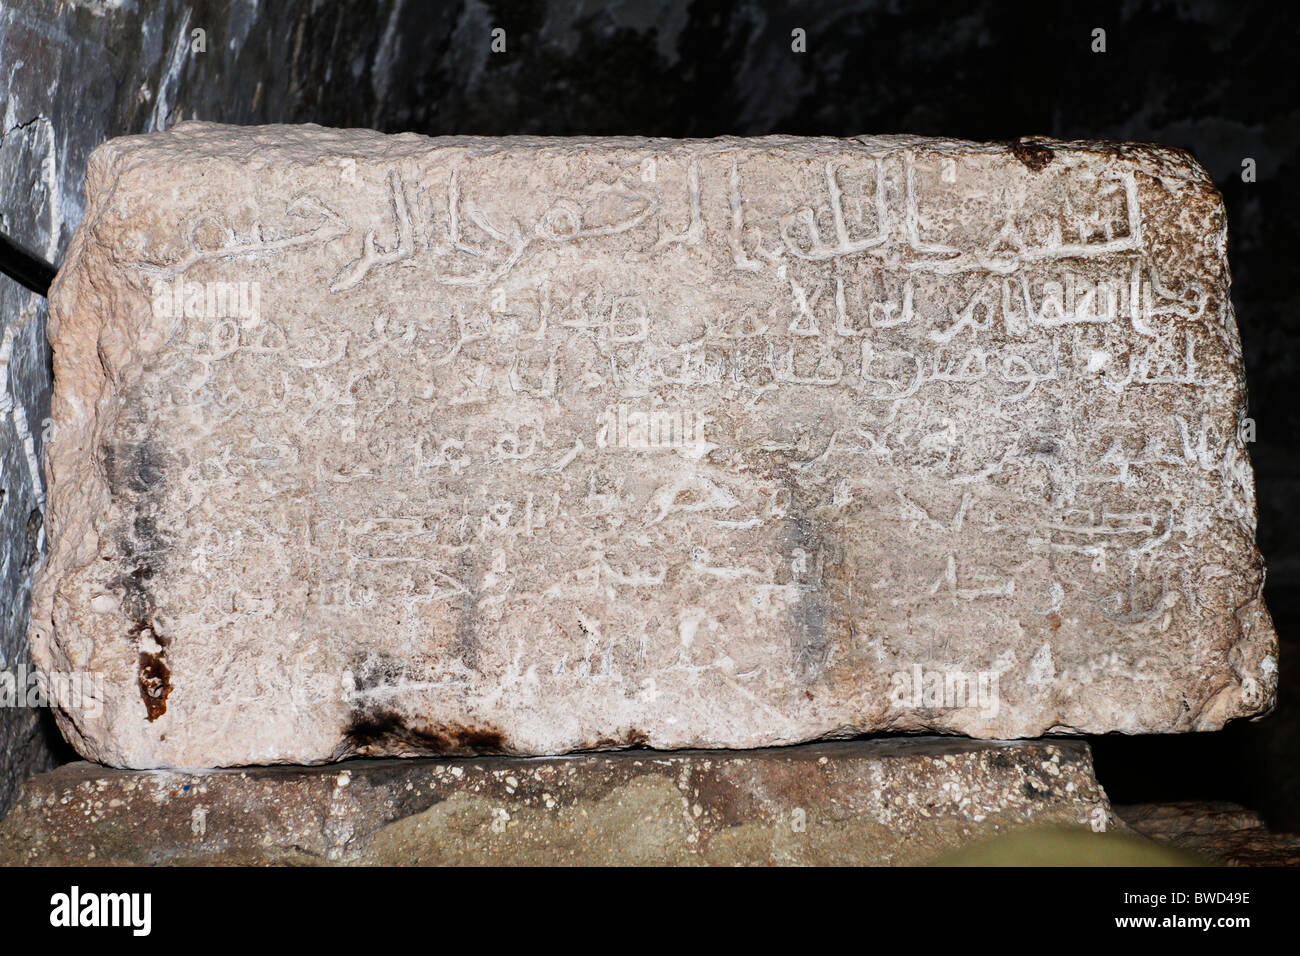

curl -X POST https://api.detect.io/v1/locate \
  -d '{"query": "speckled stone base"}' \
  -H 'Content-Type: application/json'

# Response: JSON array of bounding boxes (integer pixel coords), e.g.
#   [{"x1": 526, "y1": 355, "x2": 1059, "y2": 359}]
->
[{"x1": 0, "y1": 738, "x2": 1116, "y2": 865}]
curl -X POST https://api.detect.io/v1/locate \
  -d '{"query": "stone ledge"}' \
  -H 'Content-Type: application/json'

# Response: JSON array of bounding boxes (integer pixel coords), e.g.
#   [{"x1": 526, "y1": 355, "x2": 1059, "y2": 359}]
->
[{"x1": 0, "y1": 737, "x2": 1115, "y2": 865}]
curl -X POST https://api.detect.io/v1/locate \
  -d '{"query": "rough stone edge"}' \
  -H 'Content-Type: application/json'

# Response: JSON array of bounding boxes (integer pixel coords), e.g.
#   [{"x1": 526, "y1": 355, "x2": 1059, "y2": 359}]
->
[{"x1": 0, "y1": 737, "x2": 1122, "y2": 866}]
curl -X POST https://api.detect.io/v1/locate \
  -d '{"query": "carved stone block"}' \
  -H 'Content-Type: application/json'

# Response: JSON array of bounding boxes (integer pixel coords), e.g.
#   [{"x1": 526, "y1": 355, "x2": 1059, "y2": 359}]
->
[{"x1": 33, "y1": 123, "x2": 1275, "y2": 767}]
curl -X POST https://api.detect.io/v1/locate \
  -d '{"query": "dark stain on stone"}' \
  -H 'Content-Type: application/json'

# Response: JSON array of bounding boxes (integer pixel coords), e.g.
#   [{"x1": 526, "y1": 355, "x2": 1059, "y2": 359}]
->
[
  {"x1": 1009, "y1": 138, "x2": 1053, "y2": 172},
  {"x1": 101, "y1": 432, "x2": 173, "y2": 720},
  {"x1": 102, "y1": 438, "x2": 167, "y2": 499},
  {"x1": 108, "y1": 564, "x2": 158, "y2": 639},
  {"x1": 1022, "y1": 780, "x2": 1051, "y2": 800},
  {"x1": 453, "y1": 549, "x2": 480, "y2": 671},
  {"x1": 1047, "y1": 612, "x2": 1062, "y2": 631},
  {"x1": 784, "y1": 508, "x2": 831, "y2": 682},
  {"x1": 347, "y1": 651, "x2": 407, "y2": 694},
  {"x1": 988, "y1": 749, "x2": 1019, "y2": 770},
  {"x1": 137, "y1": 651, "x2": 172, "y2": 722},
  {"x1": 589, "y1": 728, "x2": 650, "y2": 749},
  {"x1": 340, "y1": 708, "x2": 506, "y2": 756}
]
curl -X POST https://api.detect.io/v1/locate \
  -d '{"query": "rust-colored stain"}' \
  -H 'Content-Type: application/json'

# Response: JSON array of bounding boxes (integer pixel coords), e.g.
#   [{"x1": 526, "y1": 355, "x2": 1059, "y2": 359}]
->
[
  {"x1": 1047, "y1": 612, "x2": 1062, "y2": 632},
  {"x1": 138, "y1": 651, "x2": 171, "y2": 721}
]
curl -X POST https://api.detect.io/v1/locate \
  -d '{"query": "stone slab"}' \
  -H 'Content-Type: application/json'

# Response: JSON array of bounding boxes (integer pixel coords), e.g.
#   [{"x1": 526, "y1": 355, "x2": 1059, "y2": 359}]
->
[
  {"x1": 33, "y1": 123, "x2": 1275, "y2": 767},
  {"x1": 0, "y1": 738, "x2": 1117, "y2": 866}
]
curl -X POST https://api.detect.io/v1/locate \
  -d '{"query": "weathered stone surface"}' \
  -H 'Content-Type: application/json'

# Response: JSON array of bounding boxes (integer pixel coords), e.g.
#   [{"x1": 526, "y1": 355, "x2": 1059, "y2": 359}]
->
[
  {"x1": 35, "y1": 122, "x2": 1275, "y2": 768},
  {"x1": 1118, "y1": 801, "x2": 1300, "y2": 866},
  {"x1": 0, "y1": 738, "x2": 1117, "y2": 866}
]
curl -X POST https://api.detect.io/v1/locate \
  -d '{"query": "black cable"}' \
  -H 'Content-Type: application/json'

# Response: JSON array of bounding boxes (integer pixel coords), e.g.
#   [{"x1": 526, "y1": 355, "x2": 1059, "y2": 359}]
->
[{"x1": 0, "y1": 231, "x2": 57, "y2": 297}]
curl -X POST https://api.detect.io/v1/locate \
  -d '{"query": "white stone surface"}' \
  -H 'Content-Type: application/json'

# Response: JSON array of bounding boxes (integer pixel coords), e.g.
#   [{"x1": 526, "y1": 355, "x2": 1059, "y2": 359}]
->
[{"x1": 32, "y1": 123, "x2": 1277, "y2": 768}]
